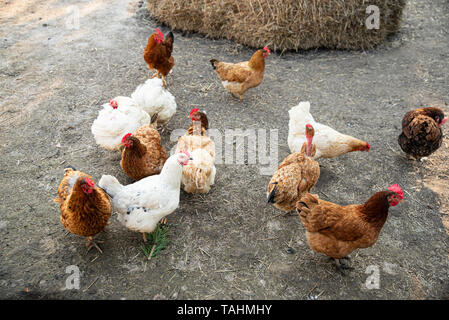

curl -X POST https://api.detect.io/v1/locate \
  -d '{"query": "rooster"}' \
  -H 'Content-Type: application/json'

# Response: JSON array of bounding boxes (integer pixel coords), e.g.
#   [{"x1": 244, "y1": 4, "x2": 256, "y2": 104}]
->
[
  {"x1": 175, "y1": 108, "x2": 216, "y2": 193},
  {"x1": 91, "y1": 97, "x2": 150, "y2": 150},
  {"x1": 99, "y1": 151, "x2": 192, "y2": 242},
  {"x1": 143, "y1": 28, "x2": 174, "y2": 87},
  {"x1": 296, "y1": 185, "x2": 404, "y2": 273},
  {"x1": 120, "y1": 114, "x2": 168, "y2": 181},
  {"x1": 131, "y1": 78, "x2": 177, "y2": 127},
  {"x1": 398, "y1": 107, "x2": 447, "y2": 161},
  {"x1": 210, "y1": 47, "x2": 270, "y2": 100},
  {"x1": 54, "y1": 167, "x2": 111, "y2": 253},
  {"x1": 288, "y1": 101, "x2": 370, "y2": 159},
  {"x1": 267, "y1": 124, "x2": 320, "y2": 212}
]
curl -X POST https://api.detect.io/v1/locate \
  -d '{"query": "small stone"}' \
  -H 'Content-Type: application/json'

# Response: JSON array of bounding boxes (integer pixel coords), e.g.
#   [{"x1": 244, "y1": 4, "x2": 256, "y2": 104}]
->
[
  {"x1": 0, "y1": 221, "x2": 7, "y2": 231},
  {"x1": 286, "y1": 247, "x2": 294, "y2": 254}
]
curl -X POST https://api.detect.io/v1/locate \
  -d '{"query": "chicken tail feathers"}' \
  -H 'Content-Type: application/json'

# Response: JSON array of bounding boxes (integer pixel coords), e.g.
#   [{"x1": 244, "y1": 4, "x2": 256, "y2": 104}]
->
[
  {"x1": 162, "y1": 31, "x2": 174, "y2": 56},
  {"x1": 210, "y1": 59, "x2": 219, "y2": 70},
  {"x1": 297, "y1": 201, "x2": 309, "y2": 209},
  {"x1": 165, "y1": 31, "x2": 174, "y2": 43},
  {"x1": 150, "y1": 113, "x2": 159, "y2": 126},
  {"x1": 267, "y1": 184, "x2": 278, "y2": 204},
  {"x1": 98, "y1": 175, "x2": 122, "y2": 199},
  {"x1": 64, "y1": 165, "x2": 77, "y2": 172}
]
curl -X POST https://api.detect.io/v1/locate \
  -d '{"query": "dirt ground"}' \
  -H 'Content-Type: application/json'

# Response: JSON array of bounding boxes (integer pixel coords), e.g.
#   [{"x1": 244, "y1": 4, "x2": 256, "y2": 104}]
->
[{"x1": 0, "y1": 0, "x2": 448, "y2": 300}]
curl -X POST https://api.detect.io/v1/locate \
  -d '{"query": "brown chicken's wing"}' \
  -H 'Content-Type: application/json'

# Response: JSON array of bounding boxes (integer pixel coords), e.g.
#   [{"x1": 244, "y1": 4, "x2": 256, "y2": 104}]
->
[
  {"x1": 213, "y1": 62, "x2": 253, "y2": 83},
  {"x1": 297, "y1": 194, "x2": 341, "y2": 232}
]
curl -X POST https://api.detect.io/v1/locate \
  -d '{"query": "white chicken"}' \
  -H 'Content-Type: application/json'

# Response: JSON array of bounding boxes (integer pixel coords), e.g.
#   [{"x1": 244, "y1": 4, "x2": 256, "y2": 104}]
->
[
  {"x1": 131, "y1": 78, "x2": 177, "y2": 126},
  {"x1": 91, "y1": 97, "x2": 151, "y2": 150},
  {"x1": 288, "y1": 101, "x2": 370, "y2": 159},
  {"x1": 175, "y1": 109, "x2": 216, "y2": 193},
  {"x1": 98, "y1": 151, "x2": 191, "y2": 241}
]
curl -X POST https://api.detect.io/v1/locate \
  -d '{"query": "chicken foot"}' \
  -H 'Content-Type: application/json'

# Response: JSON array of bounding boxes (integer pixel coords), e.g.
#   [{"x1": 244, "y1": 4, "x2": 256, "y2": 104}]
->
[
  {"x1": 226, "y1": 91, "x2": 242, "y2": 101},
  {"x1": 86, "y1": 236, "x2": 104, "y2": 254},
  {"x1": 148, "y1": 70, "x2": 167, "y2": 87},
  {"x1": 161, "y1": 76, "x2": 167, "y2": 88},
  {"x1": 332, "y1": 257, "x2": 353, "y2": 275},
  {"x1": 158, "y1": 123, "x2": 170, "y2": 134}
]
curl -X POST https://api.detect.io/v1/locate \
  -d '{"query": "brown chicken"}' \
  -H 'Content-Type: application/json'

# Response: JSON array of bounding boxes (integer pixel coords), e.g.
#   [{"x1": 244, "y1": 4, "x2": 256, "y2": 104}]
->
[
  {"x1": 210, "y1": 47, "x2": 270, "y2": 100},
  {"x1": 296, "y1": 185, "x2": 404, "y2": 273},
  {"x1": 54, "y1": 167, "x2": 111, "y2": 253},
  {"x1": 175, "y1": 108, "x2": 216, "y2": 194},
  {"x1": 120, "y1": 114, "x2": 168, "y2": 181},
  {"x1": 398, "y1": 107, "x2": 447, "y2": 160},
  {"x1": 267, "y1": 124, "x2": 320, "y2": 212},
  {"x1": 186, "y1": 108, "x2": 209, "y2": 136},
  {"x1": 143, "y1": 28, "x2": 174, "y2": 87}
]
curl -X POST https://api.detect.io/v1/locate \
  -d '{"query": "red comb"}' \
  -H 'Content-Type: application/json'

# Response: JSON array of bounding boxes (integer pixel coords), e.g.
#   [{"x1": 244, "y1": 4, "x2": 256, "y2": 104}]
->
[
  {"x1": 121, "y1": 133, "x2": 132, "y2": 143},
  {"x1": 84, "y1": 177, "x2": 95, "y2": 187},
  {"x1": 189, "y1": 108, "x2": 199, "y2": 117},
  {"x1": 305, "y1": 124, "x2": 312, "y2": 129},
  {"x1": 264, "y1": 46, "x2": 270, "y2": 54},
  {"x1": 388, "y1": 184, "x2": 403, "y2": 199},
  {"x1": 109, "y1": 99, "x2": 118, "y2": 109},
  {"x1": 366, "y1": 142, "x2": 371, "y2": 150},
  {"x1": 156, "y1": 28, "x2": 163, "y2": 38}
]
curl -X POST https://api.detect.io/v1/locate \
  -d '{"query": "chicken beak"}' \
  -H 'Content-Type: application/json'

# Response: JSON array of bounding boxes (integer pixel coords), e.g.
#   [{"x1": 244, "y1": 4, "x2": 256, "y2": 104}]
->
[{"x1": 400, "y1": 199, "x2": 404, "y2": 203}]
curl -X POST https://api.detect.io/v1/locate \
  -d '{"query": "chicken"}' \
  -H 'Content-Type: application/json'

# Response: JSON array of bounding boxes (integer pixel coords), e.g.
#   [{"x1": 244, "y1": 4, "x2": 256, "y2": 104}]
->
[
  {"x1": 184, "y1": 108, "x2": 209, "y2": 136},
  {"x1": 131, "y1": 78, "x2": 177, "y2": 126},
  {"x1": 143, "y1": 28, "x2": 174, "y2": 87},
  {"x1": 267, "y1": 124, "x2": 320, "y2": 212},
  {"x1": 120, "y1": 114, "x2": 168, "y2": 181},
  {"x1": 54, "y1": 166, "x2": 112, "y2": 253},
  {"x1": 175, "y1": 108, "x2": 216, "y2": 193},
  {"x1": 98, "y1": 151, "x2": 192, "y2": 242},
  {"x1": 288, "y1": 101, "x2": 370, "y2": 159},
  {"x1": 398, "y1": 107, "x2": 447, "y2": 161},
  {"x1": 210, "y1": 47, "x2": 270, "y2": 100},
  {"x1": 296, "y1": 185, "x2": 404, "y2": 273},
  {"x1": 91, "y1": 97, "x2": 150, "y2": 150}
]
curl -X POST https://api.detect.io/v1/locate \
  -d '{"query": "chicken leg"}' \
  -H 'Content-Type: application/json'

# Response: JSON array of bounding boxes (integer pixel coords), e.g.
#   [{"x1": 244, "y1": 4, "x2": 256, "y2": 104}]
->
[
  {"x1": 86, "y1": 236, "x2": 104, "y2": 254},
  {"x1": 150, "y1": 70, "x2": 160, "y2": 79},
  {"x1": 332, "y1": 257, "x2": 353, "y2": 275}
]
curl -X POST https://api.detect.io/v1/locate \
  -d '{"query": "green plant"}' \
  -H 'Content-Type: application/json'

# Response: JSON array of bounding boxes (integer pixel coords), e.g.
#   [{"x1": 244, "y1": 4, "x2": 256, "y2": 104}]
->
[{"x1": 141, "y1": 224, "x2": 170, "y2": 259}]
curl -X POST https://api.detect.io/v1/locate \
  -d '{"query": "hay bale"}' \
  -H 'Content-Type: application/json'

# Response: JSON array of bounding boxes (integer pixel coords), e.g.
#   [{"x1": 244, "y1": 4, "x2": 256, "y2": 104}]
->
[{"x1": 146, "y1": 0, "x2": 405, "y2": 51}]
